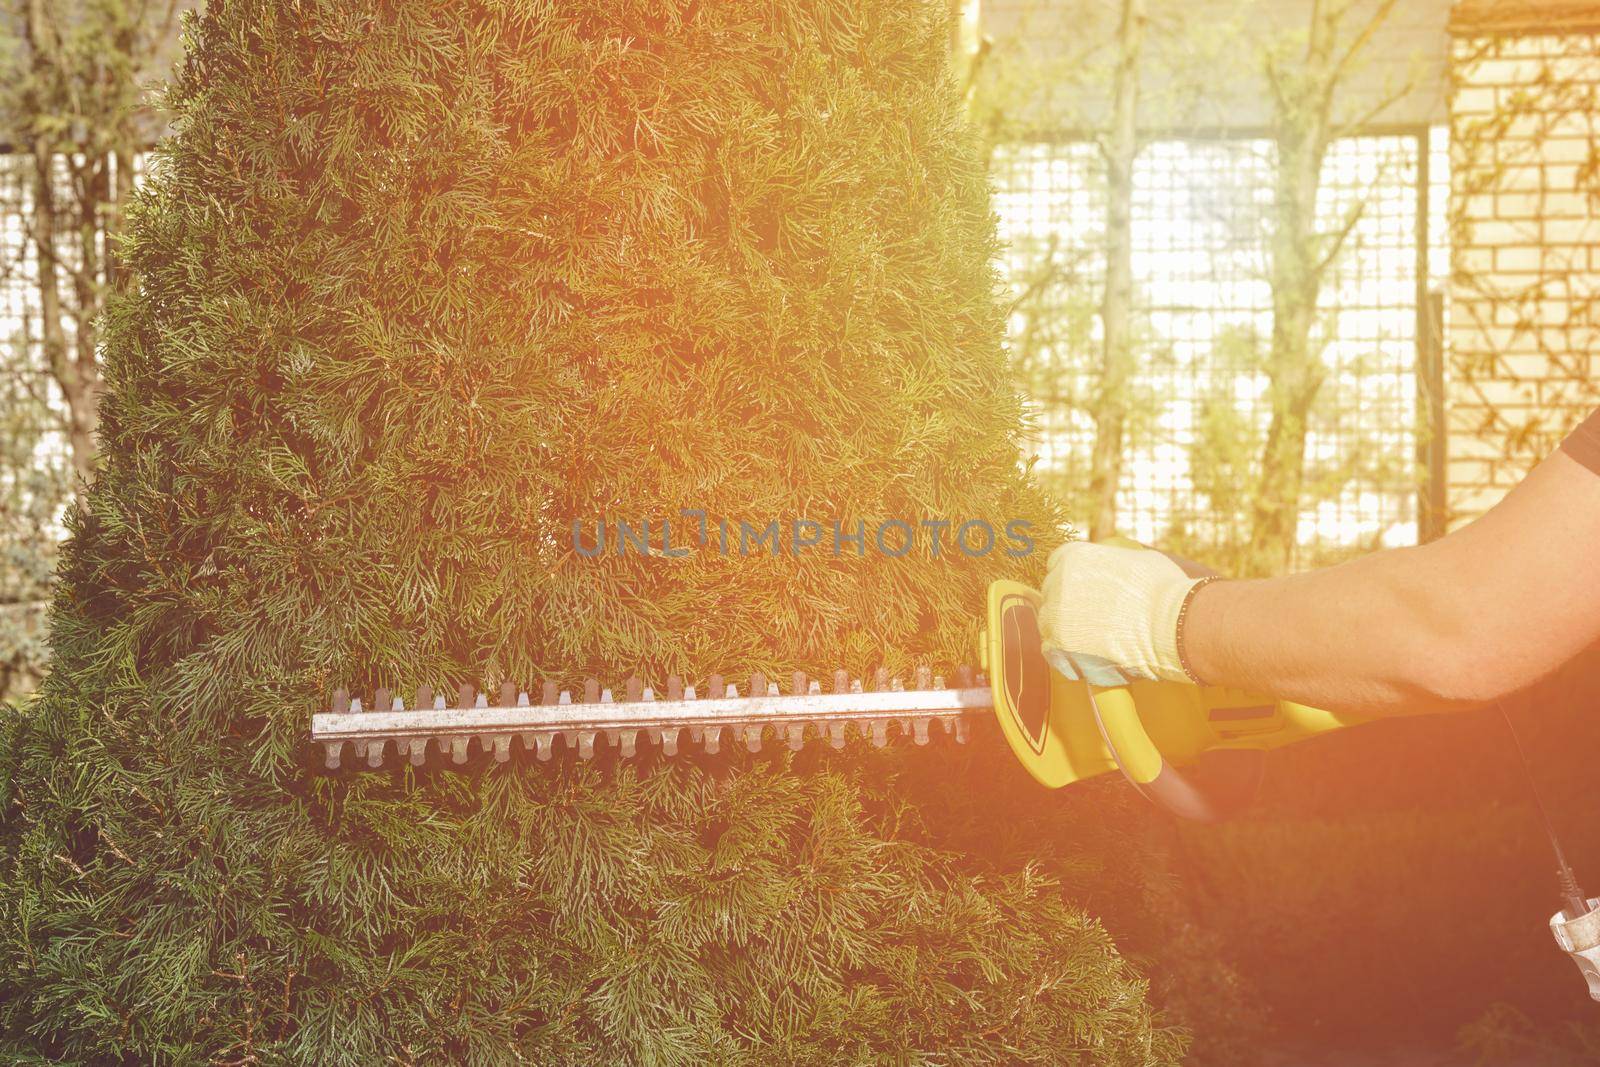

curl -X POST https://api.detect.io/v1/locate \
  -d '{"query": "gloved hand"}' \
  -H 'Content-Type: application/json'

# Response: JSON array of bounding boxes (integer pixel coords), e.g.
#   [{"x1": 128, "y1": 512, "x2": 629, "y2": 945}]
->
[{"x1": 1037, "y1": 540, "x2": 1207, "y2": 687}]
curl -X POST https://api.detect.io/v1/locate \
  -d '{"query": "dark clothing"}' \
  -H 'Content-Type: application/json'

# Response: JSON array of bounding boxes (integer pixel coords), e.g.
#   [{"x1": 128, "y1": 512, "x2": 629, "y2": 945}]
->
[{"x1": 1561, "y1": 407, "x2": 1600, "y2": 475}]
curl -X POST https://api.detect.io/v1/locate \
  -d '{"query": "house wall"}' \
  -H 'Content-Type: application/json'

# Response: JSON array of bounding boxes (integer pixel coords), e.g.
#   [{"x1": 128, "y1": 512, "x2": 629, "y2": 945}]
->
[{"x1": 1448, "y1": 8, "x2": 1600, "y2": 525}]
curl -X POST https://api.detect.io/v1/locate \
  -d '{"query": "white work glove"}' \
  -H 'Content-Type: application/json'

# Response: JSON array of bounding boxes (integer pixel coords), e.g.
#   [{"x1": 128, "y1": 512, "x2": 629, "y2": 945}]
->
[{"x1": 1037, "y1": 540, "x2": 1206, "y2": 687}]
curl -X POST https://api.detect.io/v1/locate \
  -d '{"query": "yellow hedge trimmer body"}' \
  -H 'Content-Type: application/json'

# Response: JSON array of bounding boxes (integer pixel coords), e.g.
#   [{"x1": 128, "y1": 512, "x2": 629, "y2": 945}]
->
[{"x1": 979, "y1": 579, "x2": 1370, "y2": 819}]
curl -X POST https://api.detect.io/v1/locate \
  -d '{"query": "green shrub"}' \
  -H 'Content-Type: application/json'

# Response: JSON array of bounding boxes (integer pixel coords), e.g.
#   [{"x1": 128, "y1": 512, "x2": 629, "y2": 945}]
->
[{"x1": 0, "y1": 1, "x2": 1184, "y2": 1062}]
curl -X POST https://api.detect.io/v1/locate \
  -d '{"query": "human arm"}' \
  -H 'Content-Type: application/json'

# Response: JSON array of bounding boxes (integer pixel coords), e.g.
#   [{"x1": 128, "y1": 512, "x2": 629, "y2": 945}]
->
[
  {"x1": 1186, "y1": 447, "x2": 1600, "y2": 716},
  {"x1": 1039, "y1": 409, "x2": 1600, "y2": 717}
]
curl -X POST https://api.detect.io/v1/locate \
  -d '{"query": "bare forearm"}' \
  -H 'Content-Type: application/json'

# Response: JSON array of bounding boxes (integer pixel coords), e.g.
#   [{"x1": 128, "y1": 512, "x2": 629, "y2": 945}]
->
[
  {"x1": 1182, "y1": 452, "x2": 1600, "y2": 717},
  {"x1": 1183, "y1": 546, "x2": 1481, "y2": 716}
]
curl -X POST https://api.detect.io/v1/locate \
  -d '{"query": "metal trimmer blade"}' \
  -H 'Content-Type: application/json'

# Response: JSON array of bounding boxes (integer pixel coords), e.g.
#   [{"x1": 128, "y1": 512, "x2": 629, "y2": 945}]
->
[{"x1": 313, "y1": 668, "x2": 992, "y2": 771}]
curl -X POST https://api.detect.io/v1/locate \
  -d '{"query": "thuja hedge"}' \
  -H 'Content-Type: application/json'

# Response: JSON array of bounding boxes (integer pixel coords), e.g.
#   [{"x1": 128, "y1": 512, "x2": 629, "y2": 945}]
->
[{"x1": 0, "y1": 1, "x2": 1187, "y2": 1061}]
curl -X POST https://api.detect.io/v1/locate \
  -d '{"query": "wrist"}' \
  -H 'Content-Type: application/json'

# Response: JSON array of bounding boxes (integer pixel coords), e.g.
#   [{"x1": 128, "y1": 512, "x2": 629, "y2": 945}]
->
[
  {"x1": 1149, "y1": 573, "x2": 1210, "y2": 684},
  {"x1": 1172, "y1": 576, "x2": 1222, "y2": 684}
]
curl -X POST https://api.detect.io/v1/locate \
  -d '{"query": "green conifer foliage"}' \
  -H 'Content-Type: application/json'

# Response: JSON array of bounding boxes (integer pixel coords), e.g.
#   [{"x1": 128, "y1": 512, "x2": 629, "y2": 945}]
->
[{"x1": 0, "y1": 1, "x2": 1182, "y2": 1061}]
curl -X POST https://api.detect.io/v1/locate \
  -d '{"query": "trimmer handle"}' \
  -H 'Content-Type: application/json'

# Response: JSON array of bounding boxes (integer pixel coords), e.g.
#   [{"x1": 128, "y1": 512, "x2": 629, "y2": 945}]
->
[{"x1": 1089, "y1": 535, "x2": 1264, "y2": 822}]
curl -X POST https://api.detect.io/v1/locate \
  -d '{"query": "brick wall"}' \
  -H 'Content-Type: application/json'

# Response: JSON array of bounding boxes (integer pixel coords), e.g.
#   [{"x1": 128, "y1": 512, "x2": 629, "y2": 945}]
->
[{"x1": 1448, "y1": 13, "x2": 1600, "y2": 524}]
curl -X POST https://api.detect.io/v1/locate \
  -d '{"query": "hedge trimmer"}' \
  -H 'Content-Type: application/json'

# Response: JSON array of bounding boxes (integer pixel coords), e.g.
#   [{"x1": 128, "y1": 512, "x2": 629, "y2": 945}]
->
[
  {"x1": 313, "y1": 543, "x2": 1599, "y2": 1000},
  {"x1": 312, "y1": 548, "x2": 1365, "y2": 823}
]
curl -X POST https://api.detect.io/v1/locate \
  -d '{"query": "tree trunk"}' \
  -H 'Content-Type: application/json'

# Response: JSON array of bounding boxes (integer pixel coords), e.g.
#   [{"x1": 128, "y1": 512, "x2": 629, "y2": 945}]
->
[
  {"x1": 1248, "y1": 1, "x2": 1353, "y2": 575},
  {"x1": 24, "y1": 0, "x2": 102, "y2": 499},
  {"x1": 1088, "y1": 0, "x2": 1144, "y2": 541},
  {"x1": 32, "y1": 142, "x2": 100, "y2": 497},
  {"x1": 1249, "y1": 116, "x2": 1327, "y2": 573}
]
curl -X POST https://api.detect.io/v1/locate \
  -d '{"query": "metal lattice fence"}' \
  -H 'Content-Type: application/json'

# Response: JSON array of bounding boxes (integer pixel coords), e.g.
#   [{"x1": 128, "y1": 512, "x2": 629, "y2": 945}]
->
[{"x1": 994, "y1": 127, "x2": 1450, "y2": 565}]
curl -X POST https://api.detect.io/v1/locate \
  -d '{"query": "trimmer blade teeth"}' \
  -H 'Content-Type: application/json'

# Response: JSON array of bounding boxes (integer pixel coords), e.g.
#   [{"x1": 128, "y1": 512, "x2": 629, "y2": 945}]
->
[{"x1": 318, "y1": 663, "x2": 990, "y2": 770}]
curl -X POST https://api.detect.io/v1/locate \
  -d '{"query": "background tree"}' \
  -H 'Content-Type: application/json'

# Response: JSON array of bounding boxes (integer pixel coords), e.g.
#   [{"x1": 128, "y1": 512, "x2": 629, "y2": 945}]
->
[
  {"x1": 1086, "y1": 0, "x2": 1146, "y2": 541},
  {"x1": 973, "y1": 0, "x2": 1422, "y2": 573},
  {"x1": 0, "y1": 1, "x2": 1186, "y2": 1061},
  {"x1": 0, "y1": 0, "x2": 183, "y2": 701},
  {"x1": 965, "y1": 3, "x2": 1113, "y2": 530},
  {"x1": 1247, "y1": 0, "x2": 1405, "y2": 573},
  {"x1": 967, "y1": 0, "x2": 1230, "y2": 537},
  {"x1": 3, "y1": 0, "x2": 182, "y2": 491}
]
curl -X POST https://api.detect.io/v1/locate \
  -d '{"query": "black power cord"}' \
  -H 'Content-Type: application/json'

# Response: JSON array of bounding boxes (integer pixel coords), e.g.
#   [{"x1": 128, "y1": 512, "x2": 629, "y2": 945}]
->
[{"x1": 1497, "y1": 699, "x2": 1589, "y2": 920}]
